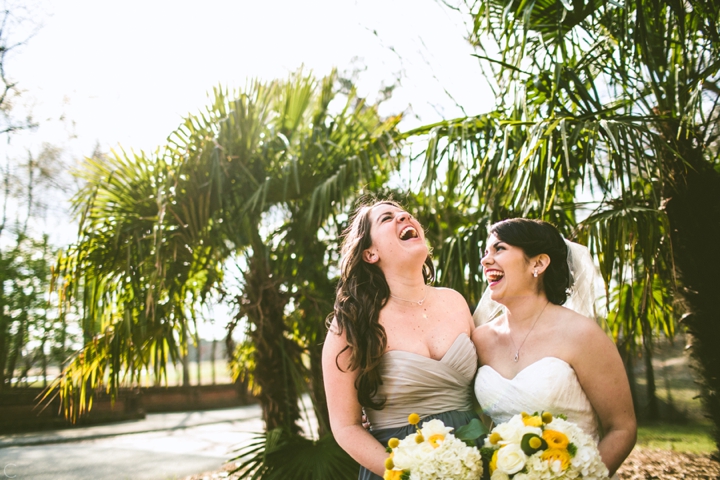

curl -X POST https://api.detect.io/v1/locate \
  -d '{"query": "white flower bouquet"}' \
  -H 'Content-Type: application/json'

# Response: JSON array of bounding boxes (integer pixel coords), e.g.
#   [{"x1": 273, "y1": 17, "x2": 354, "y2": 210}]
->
[
  {"x1": 481, "y1": 412, "x2": 609, "y2": 480},
  {"x1": 383, "y1": 413, "x2": 484, "y2": 480}
]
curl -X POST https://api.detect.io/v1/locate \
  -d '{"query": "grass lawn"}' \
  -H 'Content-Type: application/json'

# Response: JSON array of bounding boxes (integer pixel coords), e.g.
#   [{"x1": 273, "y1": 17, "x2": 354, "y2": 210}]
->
[{"x1": 636, "y1": 421, "x2": 717, "y2": 454}]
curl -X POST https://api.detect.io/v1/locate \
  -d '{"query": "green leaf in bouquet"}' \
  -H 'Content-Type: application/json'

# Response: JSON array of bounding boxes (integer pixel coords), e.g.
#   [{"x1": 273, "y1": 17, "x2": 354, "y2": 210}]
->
[{"x1": 456, "y1": 418, "x2": 489, "y2": 445}]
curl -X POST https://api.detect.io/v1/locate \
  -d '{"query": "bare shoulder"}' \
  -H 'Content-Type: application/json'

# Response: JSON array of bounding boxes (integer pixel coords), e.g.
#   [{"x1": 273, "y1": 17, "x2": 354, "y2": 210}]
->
[
  {"x1": 556, "y1": 306, "x2": 607, "y2": 338},
  {"x1": 433, "y1": 287, "x2": 473, "y2": 330},
  {"x1": 433, "y1": 286, "x2": 468, "y2": 305},
  {"x1": 322, "y1": 319, "x2": 349, "y2": 357}
]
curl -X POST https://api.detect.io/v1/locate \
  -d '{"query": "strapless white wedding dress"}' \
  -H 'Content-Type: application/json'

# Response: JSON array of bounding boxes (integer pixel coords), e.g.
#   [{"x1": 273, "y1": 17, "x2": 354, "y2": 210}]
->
[
  {"x1": 475, "y1": 356, "x2": 619, "y2": 478},
  {"x1": 474, "y1": 357, "x2": 600, "y2": 440}
]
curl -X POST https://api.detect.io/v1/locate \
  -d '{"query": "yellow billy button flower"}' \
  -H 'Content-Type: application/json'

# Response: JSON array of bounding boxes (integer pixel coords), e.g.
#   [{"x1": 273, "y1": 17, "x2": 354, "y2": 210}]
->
[
  {"x1": 541, "y1": 412, "x2": 553, "y2": 424},
  {"x1": 388, "y1": 438, "x2": 400, "y2": 449},
  {"x1": 415, "y1": 434, "x2": 425, "y2": 444},
  {"x1": 541, "y1": 448, "x2": 572, "y2": 471},
  {"x1": 529, "y1": 436, "x2": 543, "y2": 449},
  {"x1": 384, "y1": 457, "x2": 395, "y2": 470},
  {"x1": 489, "y1": 432, "x2": 503, "y2": 445},
  {"x1": 408, "y1": 413, "x2": 421, "y2": 425},
  {"x1": 522, "y1": 415, "x2": 543, "y2": 427},
  {"x1": 543, "y1": 429, "x2": 570, "y2": 449},
  {"x1": 427, "y1": 434, "x2": 445, "y2": 449}
]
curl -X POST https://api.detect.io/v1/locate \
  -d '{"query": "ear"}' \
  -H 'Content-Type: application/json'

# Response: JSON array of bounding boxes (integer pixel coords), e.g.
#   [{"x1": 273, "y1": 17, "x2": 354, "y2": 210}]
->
[
  {"x1": 363, "y1": 248, "x2": 379, "y2": 264},
  {"x1": 533, "y1": 254, "x2": 550, "y2": 275}
]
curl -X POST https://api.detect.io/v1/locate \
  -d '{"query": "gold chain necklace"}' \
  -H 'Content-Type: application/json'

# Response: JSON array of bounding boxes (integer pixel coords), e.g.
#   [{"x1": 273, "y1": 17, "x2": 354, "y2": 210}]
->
[
  {"x1": 389, "y1": 286, "x2": 428, "y2": 306},
  {"x1": 509, "y1": 301, "x2": 549, "y2": 362}
]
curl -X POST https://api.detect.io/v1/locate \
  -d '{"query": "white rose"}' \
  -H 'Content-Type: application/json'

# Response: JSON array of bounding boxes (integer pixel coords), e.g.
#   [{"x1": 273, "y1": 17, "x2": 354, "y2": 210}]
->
[
  {"x1": 420, "y1": 419, "x2": 454, "y2": 438},
  {"x1": 491, "y1": 469, "x2": 511, "y2": 480},
  {"x1": 496, "y1": 443, "x2": 527, "y2": 474}
]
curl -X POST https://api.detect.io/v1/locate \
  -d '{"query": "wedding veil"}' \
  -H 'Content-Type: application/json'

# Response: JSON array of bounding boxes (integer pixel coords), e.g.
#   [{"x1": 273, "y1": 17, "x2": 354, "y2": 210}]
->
[{"x1": 472, "y1": 239, "x2": 605, "y2": 327}]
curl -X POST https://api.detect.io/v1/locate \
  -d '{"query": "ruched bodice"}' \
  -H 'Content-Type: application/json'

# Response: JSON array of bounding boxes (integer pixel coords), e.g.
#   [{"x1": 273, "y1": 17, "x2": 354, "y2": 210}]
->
[
  {"x1": 365, "y1": 333, "x2": 477, "y2": 430},
  {"x1": 474, "y1": 357, "x2": 600, "y2": 442}
]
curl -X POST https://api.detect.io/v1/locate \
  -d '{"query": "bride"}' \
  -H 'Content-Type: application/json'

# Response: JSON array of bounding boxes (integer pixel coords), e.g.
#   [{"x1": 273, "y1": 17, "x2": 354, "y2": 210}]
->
[
  {"x1": 322, "y1": 201, "x2": 479, "y2": 479},
  {"x1": 472, "y1": 218, "x2": 636, "y2": 477}
]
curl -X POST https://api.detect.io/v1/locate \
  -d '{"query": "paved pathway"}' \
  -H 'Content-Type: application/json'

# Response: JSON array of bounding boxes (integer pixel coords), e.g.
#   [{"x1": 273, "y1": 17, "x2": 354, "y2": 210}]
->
[{"x1": 0, "y1": 405, "x2": 266, "y2": 479}]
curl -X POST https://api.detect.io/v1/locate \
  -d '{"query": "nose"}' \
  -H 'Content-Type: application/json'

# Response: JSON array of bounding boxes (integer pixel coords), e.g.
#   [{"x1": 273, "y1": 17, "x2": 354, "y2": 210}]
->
[
  {"x1": 481, "y1": 251, "x2": 492, "y2": 267},
  {"x1": 397, "y1": 212, "x2": 410, "y2": 223}
]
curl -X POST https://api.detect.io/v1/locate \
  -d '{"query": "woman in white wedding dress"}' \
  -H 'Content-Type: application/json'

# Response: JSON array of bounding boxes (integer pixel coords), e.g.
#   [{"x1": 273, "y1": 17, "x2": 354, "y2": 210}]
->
[{"x1": 472, "y1": 218, "x2": 636, "y2": 477}]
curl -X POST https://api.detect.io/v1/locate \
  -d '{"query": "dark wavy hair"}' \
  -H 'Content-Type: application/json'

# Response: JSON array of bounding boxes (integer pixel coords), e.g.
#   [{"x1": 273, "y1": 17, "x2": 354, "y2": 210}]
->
[
  {"x1": 490, "y1": 218, "x2": 570, "y2": 305},
  {"x1": 328, "y1": 200, "x2": 435, "y2": 409}
]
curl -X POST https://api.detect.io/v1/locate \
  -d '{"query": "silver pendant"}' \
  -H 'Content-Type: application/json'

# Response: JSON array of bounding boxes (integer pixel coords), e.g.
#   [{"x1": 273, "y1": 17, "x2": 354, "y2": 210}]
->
[{"x1": 513, "y1": 352, "x2": 519, "y2": 362}]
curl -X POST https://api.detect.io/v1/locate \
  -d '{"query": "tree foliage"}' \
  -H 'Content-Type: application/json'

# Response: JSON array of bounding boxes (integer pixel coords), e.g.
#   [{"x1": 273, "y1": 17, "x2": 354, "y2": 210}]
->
[
  {"x1": 49, "y1": 69, "x2": 402, "y2": 439},
  {"x1": 415, "y1": 0, "x2": 719, "y2": 445}
]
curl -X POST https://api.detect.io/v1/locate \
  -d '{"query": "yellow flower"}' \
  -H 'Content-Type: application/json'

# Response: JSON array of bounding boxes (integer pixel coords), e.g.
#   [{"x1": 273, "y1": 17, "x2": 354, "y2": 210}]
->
[
  {"x1": 542, "y1": 429, "x2": 570, "y2": 449},
  {"x1": 541, "y1": 412, "x2": 553, "y2": 424},
  {"x1": 384, "y1": 470, "x2": 403, "y2": 480},
  {"x1": 415, "y1": 434, "x2": 425, "y2": 444},
  {"x1": 528, "y1": 436, "x2": 543, "y2": 449},
  {"x1": 388, "y1": 438, "x2": 400, "y2": 449},
  {"x1": 408, "y1": 413, "x2": 421, "y2": 425},
  {"x1": 489, "y1": 432, "x2": 503, "y2": 445},
  {"x1": 427, "y1": 433, "x2": 445, "y2": 449},
  {"x1": 522, "y1": 415, "x2": 543, "y2": 427},
  {"x1": 489, "y1": 449, "x2": 499, "y2": 474},
  {"x1": 384, "y1": 457, "x2": 395, "y2": 470},
  {"x1": 541, "y1": 448, "x2": 571, "y2": 470}
]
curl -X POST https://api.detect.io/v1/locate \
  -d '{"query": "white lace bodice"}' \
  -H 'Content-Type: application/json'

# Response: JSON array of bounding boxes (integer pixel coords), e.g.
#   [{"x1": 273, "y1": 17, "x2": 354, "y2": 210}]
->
[{"x1": 474, "y1": 356, "x2": 600, "y2": 442}]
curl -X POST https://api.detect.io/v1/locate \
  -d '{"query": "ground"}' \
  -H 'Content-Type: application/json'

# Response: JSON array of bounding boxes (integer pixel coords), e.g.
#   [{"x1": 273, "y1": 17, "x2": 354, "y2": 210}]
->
[
  {"x1": 617, "y1": 447, "x2": 719, "y2": 479},
  {"x1": 184, "y1": 448, "x2": 720, "y2": 480}
]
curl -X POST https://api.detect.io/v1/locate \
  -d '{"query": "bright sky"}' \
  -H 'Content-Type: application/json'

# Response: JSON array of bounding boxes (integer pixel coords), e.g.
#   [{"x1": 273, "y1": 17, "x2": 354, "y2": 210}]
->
[
  {"x1": 11, "y1": 0, "x2": 492, "y2": 153},
  {"x1": 6, "y1": 0, "x2": 495, "y2": 339}
]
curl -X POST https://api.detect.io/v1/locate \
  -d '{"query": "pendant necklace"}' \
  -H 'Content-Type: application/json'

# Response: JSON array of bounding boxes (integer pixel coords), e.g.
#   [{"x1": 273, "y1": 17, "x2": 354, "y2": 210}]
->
[
  {"x1": 389, "y1": 286, "x2": 428, "y2": 306},
  {"x1": 509, "y1": 301, "x2": 549, "y2": 362}
]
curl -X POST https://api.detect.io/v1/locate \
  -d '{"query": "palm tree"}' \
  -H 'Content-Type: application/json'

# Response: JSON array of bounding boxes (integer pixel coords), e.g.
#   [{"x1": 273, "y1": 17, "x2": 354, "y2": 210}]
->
[
  {"x1": 409, "y1": 0, "x2": 719, "y2": 448},
  {"x1": 49, "y1": 69, "x2": 401, "y2": 471}
]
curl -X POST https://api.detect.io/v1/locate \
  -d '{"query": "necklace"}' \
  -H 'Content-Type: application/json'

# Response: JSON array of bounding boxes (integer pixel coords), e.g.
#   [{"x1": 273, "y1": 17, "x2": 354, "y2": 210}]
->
[
  {"x1": 509, "y1": 301, "x2": 549, "y2": 362},
  {"x1": 389, "y1": 286, "x2": 428, "y2": 306}
]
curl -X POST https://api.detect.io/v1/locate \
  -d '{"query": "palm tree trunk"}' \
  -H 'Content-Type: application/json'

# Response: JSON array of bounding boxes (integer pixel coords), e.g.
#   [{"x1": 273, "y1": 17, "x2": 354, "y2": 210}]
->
[
  {"x1": 663, "y1": 126, "x2": 720, "y2": 453},
  {"x1": 642, "y1": 334, "x2": 659, "y2": 421},
  {"x1": 242, "y1": 246, "x2": 301, "y2": 434}
]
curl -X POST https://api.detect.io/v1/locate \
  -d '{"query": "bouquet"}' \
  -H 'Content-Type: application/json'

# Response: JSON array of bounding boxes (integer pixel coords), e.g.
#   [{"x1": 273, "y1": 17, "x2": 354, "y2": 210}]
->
[
  {"x1": 383, "y1": 413, "x2": 484, "y2": 480},
  {"x1": 481, "y1": 411, "x2": 609, "y2": 480}
]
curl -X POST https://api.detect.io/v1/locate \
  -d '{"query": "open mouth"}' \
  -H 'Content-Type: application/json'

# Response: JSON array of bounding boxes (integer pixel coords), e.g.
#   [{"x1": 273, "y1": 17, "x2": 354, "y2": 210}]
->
[
  {"x1": 399, "y1": 225, "x2": 419, "y2": 241},
  {"x1": 485, "y1": 270, "x2": 505, "y2": 284}
]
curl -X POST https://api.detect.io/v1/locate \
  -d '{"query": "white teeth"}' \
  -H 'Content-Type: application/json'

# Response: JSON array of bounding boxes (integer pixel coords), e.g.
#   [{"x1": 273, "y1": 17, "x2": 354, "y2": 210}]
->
[
  {"x1": 399, "y1": 226, "x2": 418, "y2": 240},
  {"x1": 485, "y1": 270, "x2": 504, "y2": 282}
]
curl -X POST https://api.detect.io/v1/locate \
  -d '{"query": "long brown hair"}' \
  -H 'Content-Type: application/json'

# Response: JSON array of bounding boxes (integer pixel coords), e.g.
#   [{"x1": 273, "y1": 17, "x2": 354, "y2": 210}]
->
[{"x1": 329, "y1": 200, "x2": 435, "y2": 408}]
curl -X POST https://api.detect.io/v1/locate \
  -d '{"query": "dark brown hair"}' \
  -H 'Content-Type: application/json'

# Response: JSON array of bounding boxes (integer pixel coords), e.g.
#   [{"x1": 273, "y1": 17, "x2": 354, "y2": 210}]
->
[{"x1": 329, "y1": 200, "x2": 434, "y2": 409}]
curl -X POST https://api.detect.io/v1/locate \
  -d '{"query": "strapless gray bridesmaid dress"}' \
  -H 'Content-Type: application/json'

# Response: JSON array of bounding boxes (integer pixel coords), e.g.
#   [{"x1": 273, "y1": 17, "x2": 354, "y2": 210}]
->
[{"x1": 358, "y1": 333, "x2": 480, "y2": 480}]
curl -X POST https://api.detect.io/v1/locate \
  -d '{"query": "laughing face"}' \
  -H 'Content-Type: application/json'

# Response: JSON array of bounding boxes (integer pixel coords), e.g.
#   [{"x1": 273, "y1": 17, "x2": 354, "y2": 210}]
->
[
  {"x1": 362, "y1": 204, "x2": 427, "y2": 267},
  {"x1": 481, "y1": 233, "x2": 536, "y2": 303}
]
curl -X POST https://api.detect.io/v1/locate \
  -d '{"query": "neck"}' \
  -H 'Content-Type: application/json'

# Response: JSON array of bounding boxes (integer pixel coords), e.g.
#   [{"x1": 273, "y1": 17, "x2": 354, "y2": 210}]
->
[
  {"x1": 384, "y1": 270, "x2": 427, "y2": 303},
  {"x1": 504, "y1": 295, "x2": 550, "y2": 326}
]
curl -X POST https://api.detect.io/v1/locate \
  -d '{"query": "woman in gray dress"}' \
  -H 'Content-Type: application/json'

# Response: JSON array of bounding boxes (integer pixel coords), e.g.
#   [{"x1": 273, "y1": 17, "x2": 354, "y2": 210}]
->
[{"x1": 322, "y1": 200, "x2": 480, "y2": 479}]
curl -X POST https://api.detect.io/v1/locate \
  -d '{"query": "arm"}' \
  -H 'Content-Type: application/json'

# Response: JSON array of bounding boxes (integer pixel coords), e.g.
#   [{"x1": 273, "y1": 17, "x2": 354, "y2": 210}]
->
[
  {"x1": 570, "y1": 319, "x2": 637, "y2": 476},
  {"x1": 322, "y1": 324, "x2": 388, "y2": 476}
]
